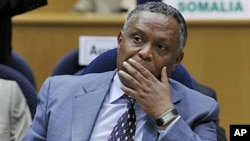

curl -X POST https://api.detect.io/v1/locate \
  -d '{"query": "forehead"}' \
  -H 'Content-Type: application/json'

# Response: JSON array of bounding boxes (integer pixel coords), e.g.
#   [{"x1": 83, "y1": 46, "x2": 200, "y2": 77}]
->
[{"x1": 128, "y1": 11, "x2": 179, "y2": 38}]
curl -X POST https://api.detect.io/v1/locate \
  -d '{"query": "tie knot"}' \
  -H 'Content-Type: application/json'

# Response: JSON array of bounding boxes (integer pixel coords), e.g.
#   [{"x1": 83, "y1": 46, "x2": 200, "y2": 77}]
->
[{"x1": 123, "y1": 94, "x2": 135, "y2": 104}]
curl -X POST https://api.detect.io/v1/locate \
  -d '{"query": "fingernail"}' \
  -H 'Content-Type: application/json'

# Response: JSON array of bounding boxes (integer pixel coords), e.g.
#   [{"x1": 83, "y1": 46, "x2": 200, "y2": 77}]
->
[
  {"x1": 164, "y1": 66, "x2": 167, "y2": 71},
  {"x1": 123, "y1": 61, "x2": 128, "y2": 66},
  {"x1": 128, "y1": 58, "x2": 134, "y2": 62}
]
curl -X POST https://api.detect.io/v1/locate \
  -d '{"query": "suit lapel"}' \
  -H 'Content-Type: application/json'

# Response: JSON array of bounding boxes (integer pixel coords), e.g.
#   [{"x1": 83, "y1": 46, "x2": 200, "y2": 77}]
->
[
  {"x1": 72, "y1": 87, "x2": 109, "y2": 141},
  {"x1": 71, "y1": 71, "x2": 116, "y2": 141}
]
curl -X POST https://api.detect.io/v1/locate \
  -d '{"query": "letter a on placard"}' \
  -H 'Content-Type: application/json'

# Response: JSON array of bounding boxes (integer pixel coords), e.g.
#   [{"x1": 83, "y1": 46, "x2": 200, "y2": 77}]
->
[{"x1": 90, "y1": 46, "x2": 97, "y2": 54}]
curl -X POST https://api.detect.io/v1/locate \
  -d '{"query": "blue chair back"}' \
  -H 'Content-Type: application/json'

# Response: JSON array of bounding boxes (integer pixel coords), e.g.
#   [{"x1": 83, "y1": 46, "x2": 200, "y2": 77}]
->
[
  {"x1": 52, "y1": 49, "x2": 84, "y2": 76},
  {"x1": 137, "y1": 0, "x2": 162, "y2": 5},
  {"x1": 0, "y1": 64, "x2": 37, "y2": 119},
  {"x1": 10, "y1": 51, "x2": 36, "y2": 88},
  {"x1": 51, "y1": 47, "x2": 195, "y2": 90},
  {"x1": 82, "y1": 48, "x2": 195, "y2": 89}
]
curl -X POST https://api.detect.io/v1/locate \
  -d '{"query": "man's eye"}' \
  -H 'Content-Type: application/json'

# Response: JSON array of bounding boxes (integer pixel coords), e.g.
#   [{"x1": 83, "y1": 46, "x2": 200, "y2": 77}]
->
[
  {"x1": 157, "y1": 44, "x2": 167, "y2": 50},
  {"x1": 133, "y1": 36, "x2": 142, "y2": 43},
  {"x1": 155, "y1": 44, "x2": 169, "y2": 55}
]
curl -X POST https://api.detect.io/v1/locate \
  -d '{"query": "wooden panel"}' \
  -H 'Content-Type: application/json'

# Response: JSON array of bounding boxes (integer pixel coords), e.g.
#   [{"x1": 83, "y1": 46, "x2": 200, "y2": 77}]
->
[
  {"x1": 12, "y1": 11, "x2": 126, "y2": 89},
  {"x1": 184, "y1": 23, "x2": 250, "y2": 140},
  {"x1": 183, "y1": 23, "x2": 250, "y2": 140},
  {"x1": 12, "y1": 10, "x2": 250, "y2": 140}
]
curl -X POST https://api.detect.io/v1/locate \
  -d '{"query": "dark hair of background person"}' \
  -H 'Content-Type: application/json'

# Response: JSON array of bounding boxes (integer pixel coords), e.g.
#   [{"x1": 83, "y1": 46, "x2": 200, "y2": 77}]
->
[{"x1": 0, "y1": 0, "x2": 47, "y2": 65}]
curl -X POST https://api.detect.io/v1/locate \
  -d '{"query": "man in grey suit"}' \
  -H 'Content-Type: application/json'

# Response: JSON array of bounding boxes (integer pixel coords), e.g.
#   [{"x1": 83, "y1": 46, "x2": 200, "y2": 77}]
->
[
  {"x1": 0, "y1": 79, "x2": 31, "y2": 141},
  {"x1": 22, "y1": 2, "x2": 219, "y2": 141}
]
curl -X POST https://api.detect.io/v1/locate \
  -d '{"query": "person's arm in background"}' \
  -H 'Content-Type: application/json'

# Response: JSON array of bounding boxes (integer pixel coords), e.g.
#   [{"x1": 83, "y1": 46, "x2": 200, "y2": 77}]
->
[
  {"x1": 0, "y1": 79, "x2": 32, "y2": 141},
  {"x1": 9, "y1": 81, "x2": 32, "y2": 141}
]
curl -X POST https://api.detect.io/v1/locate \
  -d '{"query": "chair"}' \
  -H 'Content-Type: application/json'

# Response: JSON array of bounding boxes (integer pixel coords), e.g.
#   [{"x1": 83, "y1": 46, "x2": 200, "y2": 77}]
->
[
  {"x1": 52, "y1": 48, "x2": 216, "y2": 98},
  {"x1": 81, "y1": 48, "x2": 117, "y2": 74},
  {"x1": 137, "y1": 0, "x2": 162, "y2": 5},
  {"x1": 0, "y1": 64, "x2": 37, "y2": 119},
  {"x1": 54, "y1": 47, "x2": 196, "y2": 89},
  {"x1": 52, "y1": 48, "x2": 84, "y2": 76},
  {"x1": 10, "y1": 51, "x2": 36, "y2": 88},
  {"x1": 81, "y1": 48, "x2": 195, "y2": 89}
]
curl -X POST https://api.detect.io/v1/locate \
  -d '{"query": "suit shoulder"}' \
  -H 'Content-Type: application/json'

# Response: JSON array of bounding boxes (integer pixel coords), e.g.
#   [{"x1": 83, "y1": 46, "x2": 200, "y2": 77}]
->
[
  {"x1": 47, "y1": 71, "x2": 114, "y2": 85},
  {"x1": 39, "y1": 71, "x2": 115, "y2": 97},
  {"x1": 169, "y1": 79, "x2": 219, "y2": 121},
  {"x1": 169, "y1": 78, "x2": 218, "y2": 110}
]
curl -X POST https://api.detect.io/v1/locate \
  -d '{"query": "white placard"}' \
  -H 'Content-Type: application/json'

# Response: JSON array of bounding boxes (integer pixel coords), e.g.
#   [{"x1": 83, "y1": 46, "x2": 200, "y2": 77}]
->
[
  {"x1": 79, "y1": 36, "x2": 117, "y2": 65},
  {"x1": 163, "y1": 0, "x2": 250, "y2": 20}
]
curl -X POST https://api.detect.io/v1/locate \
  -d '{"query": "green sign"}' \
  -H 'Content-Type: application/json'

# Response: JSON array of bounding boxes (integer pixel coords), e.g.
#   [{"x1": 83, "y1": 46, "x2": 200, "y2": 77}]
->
[
  {"x1": 163, "y1": 0, "x2": 250, "y2": 20},
  {"x1": 178, "y1": 1, "x2": 243, "y2": 13}
]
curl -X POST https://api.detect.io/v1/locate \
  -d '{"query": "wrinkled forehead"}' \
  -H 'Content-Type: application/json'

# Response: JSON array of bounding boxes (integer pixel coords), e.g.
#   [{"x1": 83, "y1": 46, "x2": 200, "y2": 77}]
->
[
  {"x1": 128, "y1": 11, "x2": 179, "y2": 37},
  {"x1": 141, "y1": 12, "x2": 176, "y2": 27}
]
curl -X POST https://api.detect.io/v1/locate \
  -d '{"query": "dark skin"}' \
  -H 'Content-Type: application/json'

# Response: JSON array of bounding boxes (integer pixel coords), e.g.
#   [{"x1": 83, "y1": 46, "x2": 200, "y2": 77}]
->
[{"x1": 116, "y1": 11, "x2": 184, "y2": 129}]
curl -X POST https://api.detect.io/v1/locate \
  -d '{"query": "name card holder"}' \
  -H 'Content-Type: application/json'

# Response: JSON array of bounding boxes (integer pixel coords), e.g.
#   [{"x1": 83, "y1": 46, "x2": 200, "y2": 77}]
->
[{"x1": 79, "y1": 36, "x2": 117, "y2": 66}]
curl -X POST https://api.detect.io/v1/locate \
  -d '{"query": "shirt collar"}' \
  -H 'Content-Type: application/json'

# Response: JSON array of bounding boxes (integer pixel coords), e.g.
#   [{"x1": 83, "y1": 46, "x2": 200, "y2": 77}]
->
[{"x1": 109, "y1": 73, "x2": 124, "y2": 103}]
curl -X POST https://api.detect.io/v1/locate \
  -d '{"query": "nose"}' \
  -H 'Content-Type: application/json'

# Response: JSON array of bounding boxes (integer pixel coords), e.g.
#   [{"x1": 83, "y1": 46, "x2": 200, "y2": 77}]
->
[{"x1": 138, "y1": 44, "x2": 153, "y2": 61}]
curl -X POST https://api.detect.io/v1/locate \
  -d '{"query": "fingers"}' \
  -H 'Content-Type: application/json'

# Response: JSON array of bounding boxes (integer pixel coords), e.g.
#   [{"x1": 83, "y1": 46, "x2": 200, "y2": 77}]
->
[
  {"x1": 118, "y1": 58, "x2": 173, "y2": 118},
  {"x1": 118, "y1": 58, "x2": 170, "y2": 92},
  {"x1": 161, "y1": 66, "x2": 169, "y2": 85},
  {"x1": 119, "y1": 58, "x2": 153, "y2": 88},
  {"x1": 118, "y1": 65, "x2": 142, "y2": 91},
  {"x1": 125, "y1": 58, "x2": 153, "y2": 79},
  {"x1": 118, "y1": 69, "x2": 140, "y2": 88}
]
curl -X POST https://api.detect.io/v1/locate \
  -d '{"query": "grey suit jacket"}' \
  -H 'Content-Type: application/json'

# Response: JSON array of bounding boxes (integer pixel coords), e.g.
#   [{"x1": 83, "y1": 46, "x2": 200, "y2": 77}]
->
[
  {"x1": 22, "y1": 71, "x2": 219, "y2": 141},
  {"x1": 0, "y1": 79, "x2": 31, "y2": 141}
]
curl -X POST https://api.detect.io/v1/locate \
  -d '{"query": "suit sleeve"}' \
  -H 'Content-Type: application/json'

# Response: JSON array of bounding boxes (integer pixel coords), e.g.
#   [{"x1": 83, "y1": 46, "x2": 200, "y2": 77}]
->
[
  {"x1": 22, "y1": 77, "x2": 51, "y2": 141},
  {"x1": 160, "y1": 99, "x2": 219, "y2": 141}
]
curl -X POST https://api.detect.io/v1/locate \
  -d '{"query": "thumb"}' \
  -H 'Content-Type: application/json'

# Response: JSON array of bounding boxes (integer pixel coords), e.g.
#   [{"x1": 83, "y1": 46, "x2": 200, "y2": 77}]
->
[{"x1": 161, "y1": 66, "x2": 169, "y2": 85}]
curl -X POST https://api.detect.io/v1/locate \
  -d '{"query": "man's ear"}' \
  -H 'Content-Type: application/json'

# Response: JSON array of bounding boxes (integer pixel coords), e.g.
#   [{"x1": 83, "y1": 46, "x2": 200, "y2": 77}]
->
[
  {"x1": 117, "y1": 31, "x2": 123, "y2": 47},
  {"x1": 173, "y1": 52, "x2": 184, "y2": 69}
]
